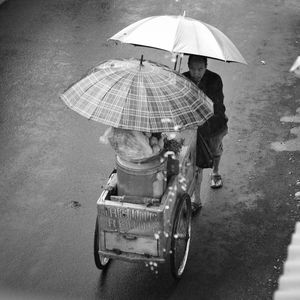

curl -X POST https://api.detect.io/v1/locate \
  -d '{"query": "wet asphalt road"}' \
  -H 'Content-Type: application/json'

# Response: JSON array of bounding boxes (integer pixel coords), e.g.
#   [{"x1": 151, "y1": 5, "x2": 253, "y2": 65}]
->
[{"x1": 0, "y1": 0, "x2": 300, "y2": 299}]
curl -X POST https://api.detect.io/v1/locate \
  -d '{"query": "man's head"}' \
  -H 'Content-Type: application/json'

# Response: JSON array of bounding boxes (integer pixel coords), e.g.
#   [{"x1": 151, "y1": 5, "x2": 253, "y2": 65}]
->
[{"x1": 187, "y1": 55, "x2": 207, "y2": 83}]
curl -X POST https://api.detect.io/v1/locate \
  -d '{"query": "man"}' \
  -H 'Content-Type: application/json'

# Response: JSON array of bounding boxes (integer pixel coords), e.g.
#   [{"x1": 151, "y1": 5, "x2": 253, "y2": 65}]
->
[{"x1": 183, "y1": 55, "x2": 228, "y2": 214}]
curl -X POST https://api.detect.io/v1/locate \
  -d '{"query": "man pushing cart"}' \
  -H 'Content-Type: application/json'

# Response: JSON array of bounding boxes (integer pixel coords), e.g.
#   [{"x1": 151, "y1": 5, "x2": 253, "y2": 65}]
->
[{"x1": 60, "y1": 13, "x2": 246, "y2": 279}]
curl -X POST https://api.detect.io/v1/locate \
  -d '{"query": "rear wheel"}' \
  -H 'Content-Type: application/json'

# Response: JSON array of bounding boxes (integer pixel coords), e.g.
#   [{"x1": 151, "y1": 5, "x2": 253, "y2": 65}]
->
[
  {"x1": 94, "y1": 216, "x2": 110, "y2": 270},
  {"x1": 170, "y1": 193, "x2": 192, "y2": 279}
]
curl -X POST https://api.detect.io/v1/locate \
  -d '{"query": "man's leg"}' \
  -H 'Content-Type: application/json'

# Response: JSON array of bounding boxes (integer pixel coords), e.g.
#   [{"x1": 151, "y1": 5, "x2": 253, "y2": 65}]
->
[
  {"x1": 212, "y1": 156, "x2": 221, "y2": 175},
  {"x1": 211, "y1": 155, "x2": 223, "y2": 188},
  {"x1": 209, "y1": 127, "x2": 228, "y2": 188}
]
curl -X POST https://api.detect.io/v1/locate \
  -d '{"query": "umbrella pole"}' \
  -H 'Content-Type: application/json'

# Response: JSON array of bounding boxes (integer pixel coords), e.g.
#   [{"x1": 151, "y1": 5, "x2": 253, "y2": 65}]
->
[
  {"x1": 139, "y1": 54, "x2": 144, "y2": 70},
  {"x1": 174, "y1": 54, "x2": 179, "y2": 70},
  {"x1": 178, "y1": 56, "x2": 182, "y2": 72}
]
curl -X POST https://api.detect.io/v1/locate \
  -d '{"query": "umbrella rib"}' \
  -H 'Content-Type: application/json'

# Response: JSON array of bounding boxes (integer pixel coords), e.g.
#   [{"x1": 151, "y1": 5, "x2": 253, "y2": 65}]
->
[
  {"x1": 201, "y1": 22, "x2": 247, "y2": 63},
  {"x1": 202, "y1": 23, "x2": 227, "y2": 61},
  {"x1": 118, "y1": 72, "x2": 144, "y2": 129},
  {"x1": 172, "y1": 15, "x2": 183, "y2": 53},
  {"x1": 65, "y1": 68, "x2": 117, "y2": 109},
  {"x1": 65, "y1": 71, "x2": 115, "y2": 115},
  {"x1": 93, "y1": 71, "x2": 134, "y2": 122}
]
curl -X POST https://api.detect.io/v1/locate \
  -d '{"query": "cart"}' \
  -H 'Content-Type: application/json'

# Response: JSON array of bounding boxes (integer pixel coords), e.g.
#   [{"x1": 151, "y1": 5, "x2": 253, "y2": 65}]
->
[{"x1": 94, "y1": 129, "x2": 199, "y2": 279}]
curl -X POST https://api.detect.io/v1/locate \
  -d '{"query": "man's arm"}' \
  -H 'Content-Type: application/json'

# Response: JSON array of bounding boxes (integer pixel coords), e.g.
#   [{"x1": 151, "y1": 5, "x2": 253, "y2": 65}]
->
[
  {"x1": 206, "y1": 75, "x2": 227, "y2": 136},
  {"x1": 212, "y1": 77, "x2": 225, "y2": 116}
]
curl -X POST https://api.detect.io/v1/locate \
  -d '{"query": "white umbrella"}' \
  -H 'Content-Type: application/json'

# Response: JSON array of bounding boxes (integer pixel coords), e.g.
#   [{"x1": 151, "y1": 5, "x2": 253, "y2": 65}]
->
[{"x1": 109, "y1": 14, "x2": 247, "y2": 65}]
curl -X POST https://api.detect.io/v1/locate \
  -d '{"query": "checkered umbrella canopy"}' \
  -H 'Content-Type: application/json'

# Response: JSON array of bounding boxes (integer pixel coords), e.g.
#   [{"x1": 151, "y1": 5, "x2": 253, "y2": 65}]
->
[{"x1": 60, "y1": 58, "x2": 213, "y2": 132}]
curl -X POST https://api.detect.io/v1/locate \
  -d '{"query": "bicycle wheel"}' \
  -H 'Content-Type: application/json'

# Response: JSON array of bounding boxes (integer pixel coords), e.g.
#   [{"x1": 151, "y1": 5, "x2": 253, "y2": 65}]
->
[
  {"x1": 170, "y1": 193, "x2": 192, "y2": 279},
  {"x1": 94, "y1": 216, "x2": 110, "y2": 270}
]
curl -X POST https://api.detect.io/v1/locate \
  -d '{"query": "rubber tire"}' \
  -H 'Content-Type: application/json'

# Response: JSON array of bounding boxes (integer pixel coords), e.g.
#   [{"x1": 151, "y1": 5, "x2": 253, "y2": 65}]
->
[
  {"x1": 94, "y1": 216, "x2": 110, "y2": 270},
  {"x1": 170, "y1": 193, "x2": 192, "y2": 279}
]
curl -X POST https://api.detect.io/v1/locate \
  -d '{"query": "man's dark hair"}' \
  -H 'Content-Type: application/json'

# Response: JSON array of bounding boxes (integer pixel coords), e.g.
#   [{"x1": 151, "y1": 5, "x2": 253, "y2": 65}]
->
[{"x1": 188, "y1": 55, "x2": 207, "y2": 67}]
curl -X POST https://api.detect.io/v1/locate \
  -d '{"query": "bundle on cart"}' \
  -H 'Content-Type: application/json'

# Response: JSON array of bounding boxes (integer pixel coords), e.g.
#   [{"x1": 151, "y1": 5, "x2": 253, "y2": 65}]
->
[{"x1": 101, "y1": 127, "x2": 164, "y2": 162}]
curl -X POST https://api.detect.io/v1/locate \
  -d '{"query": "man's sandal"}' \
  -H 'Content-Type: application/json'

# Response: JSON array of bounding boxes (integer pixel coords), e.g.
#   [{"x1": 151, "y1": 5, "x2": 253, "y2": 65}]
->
[
  {"x1": 210, "y1": 174, "x2": 223, "y2": 189},
  {"x1": 191, "y1": 202, "x2": 202, "y2": 216}
]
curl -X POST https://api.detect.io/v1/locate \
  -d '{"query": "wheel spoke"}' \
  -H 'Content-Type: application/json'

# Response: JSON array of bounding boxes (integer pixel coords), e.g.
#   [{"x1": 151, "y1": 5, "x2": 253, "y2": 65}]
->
[{"x1": 171, "y1": 194, "x2": 192, "y2": 278}]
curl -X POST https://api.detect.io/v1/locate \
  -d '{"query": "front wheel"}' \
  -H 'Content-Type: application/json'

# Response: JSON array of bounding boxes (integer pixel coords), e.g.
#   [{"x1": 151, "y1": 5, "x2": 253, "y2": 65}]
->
[
  {"x1": 170, "y1": 193, "x2": 192, "y2": 279},
  {"x1": 94, "y1": 216, "x2": 110, "y2": 270}
]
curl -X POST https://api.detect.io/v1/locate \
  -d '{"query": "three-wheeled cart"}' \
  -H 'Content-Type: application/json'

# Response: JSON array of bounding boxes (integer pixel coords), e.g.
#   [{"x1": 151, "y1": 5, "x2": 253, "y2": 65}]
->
[{"x1": 94, "y1": 129, "x2": 199, "y2": 278}]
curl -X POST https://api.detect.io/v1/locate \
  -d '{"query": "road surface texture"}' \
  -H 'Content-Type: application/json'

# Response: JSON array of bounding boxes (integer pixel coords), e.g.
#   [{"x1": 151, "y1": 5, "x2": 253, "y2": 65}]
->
[{"x1": 0, "y1": 0, "x2": 300, "y2": 299}]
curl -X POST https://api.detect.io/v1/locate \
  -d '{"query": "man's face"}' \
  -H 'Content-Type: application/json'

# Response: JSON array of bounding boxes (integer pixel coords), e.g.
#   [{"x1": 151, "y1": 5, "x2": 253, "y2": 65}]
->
[{"x1": 188, "y1": 60, "x2": 206, "y2": 83}]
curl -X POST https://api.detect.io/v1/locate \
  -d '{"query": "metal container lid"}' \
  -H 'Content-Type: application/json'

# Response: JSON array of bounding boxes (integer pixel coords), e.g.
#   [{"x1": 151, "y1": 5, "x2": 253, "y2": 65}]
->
[
  {"x1": 117, "y1": 149, "x2": 166, "y2": 164},
  {"x1": 116, "y1": 151, "x2": 166, "y2": 172}
]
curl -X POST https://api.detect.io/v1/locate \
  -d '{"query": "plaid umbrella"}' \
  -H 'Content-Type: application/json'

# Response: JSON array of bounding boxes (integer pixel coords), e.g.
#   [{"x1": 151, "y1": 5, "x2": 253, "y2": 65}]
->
[{"x1": 60, "y1": 58, "x2": 213, "y2": 132}]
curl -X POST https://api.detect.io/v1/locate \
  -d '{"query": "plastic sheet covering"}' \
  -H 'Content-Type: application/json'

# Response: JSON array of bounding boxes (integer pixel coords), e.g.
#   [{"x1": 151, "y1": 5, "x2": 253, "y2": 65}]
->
[
  {"x1": 99, "y1": 127, "x2": 169, "y2": 161},
  {"x1": 106, "y1": 127, "x2": 153, "y2": 161}
]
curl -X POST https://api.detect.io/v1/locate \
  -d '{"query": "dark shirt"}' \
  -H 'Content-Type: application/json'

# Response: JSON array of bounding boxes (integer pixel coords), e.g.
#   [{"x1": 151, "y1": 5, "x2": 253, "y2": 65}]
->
[{"x1": 183, "y1": 69, "x2": 228, "y2": 137}]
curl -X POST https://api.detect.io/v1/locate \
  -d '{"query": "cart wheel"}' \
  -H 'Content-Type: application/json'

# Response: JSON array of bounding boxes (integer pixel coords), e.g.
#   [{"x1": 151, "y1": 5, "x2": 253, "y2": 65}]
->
[
  {"x1": 94, "y1": 217, "x2": 110, "y2": 270},
  {"x1": 170, "y1": 193, "x2": 192, "y2": 279}
]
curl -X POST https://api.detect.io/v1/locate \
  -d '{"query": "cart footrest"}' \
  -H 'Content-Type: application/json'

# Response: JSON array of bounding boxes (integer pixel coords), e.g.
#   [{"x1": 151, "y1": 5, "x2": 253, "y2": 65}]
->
[
  {"x1": 110, "y1": 195, "x2": 161, "y2": 206},
  {"x1": 98, "y1": 249, "x2": 166, "y2": 263}
]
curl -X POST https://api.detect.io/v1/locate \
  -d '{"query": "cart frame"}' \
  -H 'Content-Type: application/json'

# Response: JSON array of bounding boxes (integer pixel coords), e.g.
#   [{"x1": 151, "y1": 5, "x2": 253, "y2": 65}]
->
[{"x1": 94, "y1": 130, "x2": 198, "y2": 278}]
